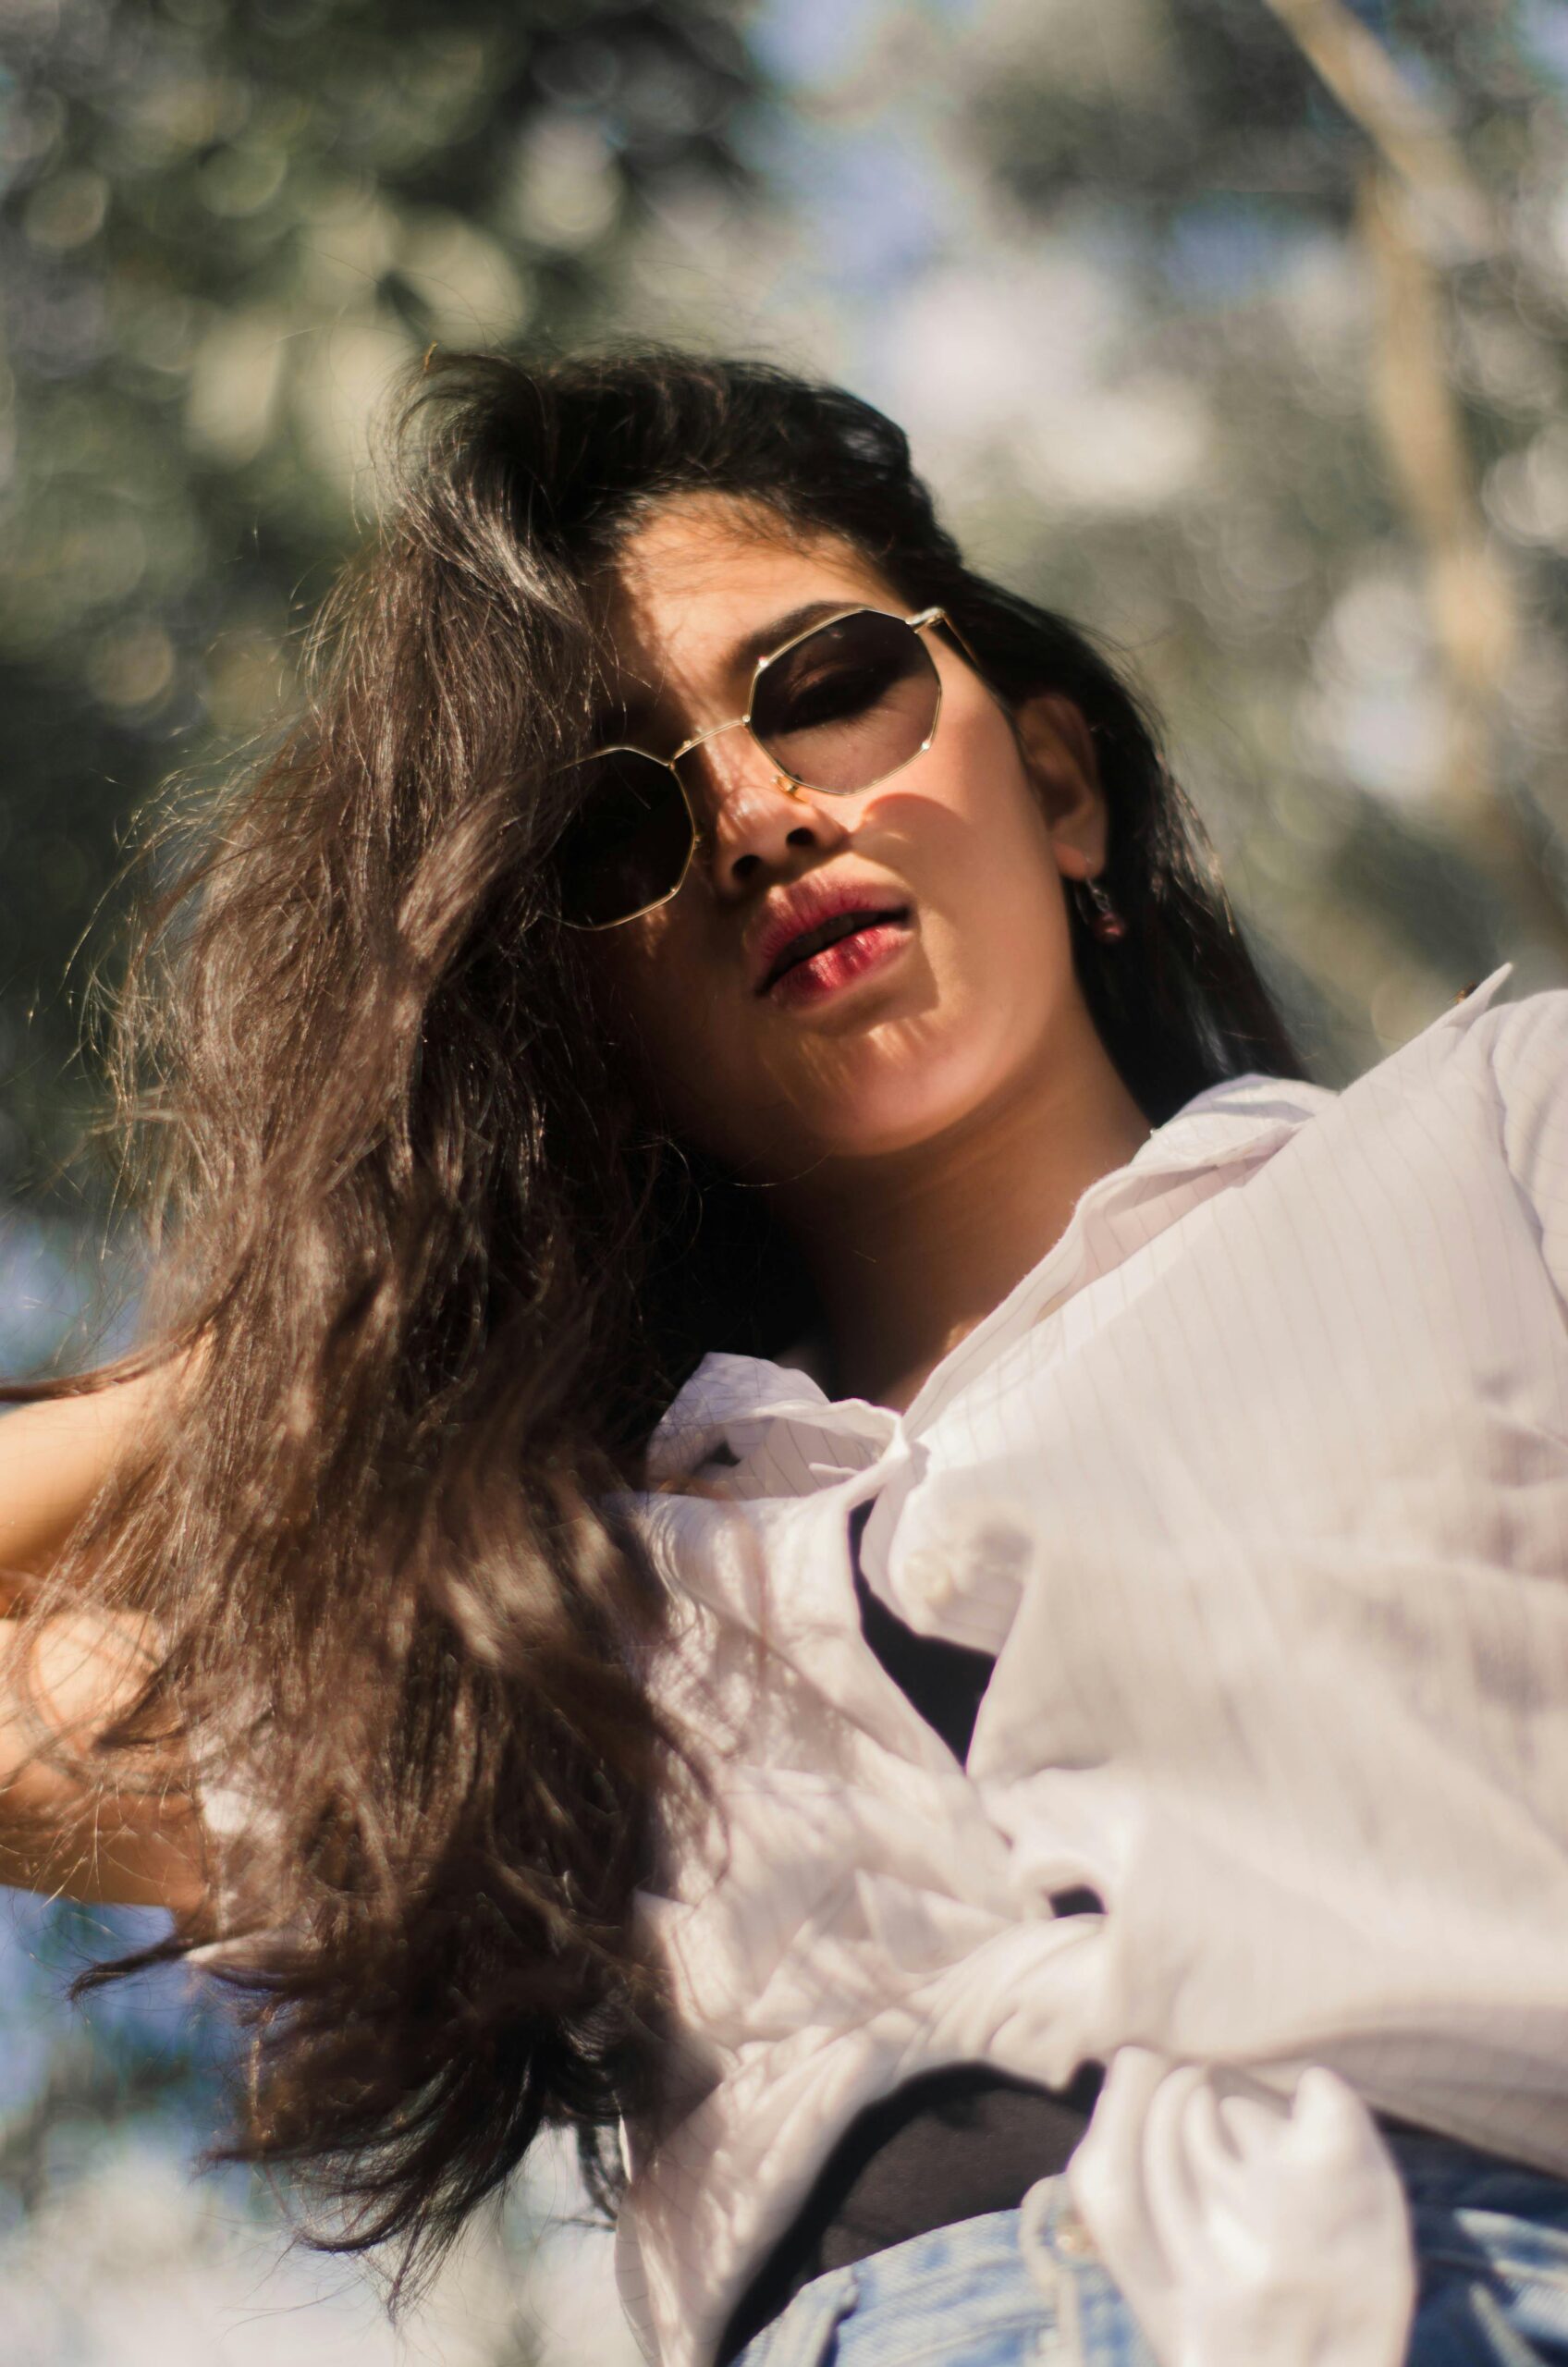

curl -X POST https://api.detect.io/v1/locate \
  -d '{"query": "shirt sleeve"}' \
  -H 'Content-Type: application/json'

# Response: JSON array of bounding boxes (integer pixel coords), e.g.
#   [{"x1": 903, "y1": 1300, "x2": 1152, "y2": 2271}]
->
[{"x1": 1488, "y1": 988, "x2": 1568, "y2": 1306}]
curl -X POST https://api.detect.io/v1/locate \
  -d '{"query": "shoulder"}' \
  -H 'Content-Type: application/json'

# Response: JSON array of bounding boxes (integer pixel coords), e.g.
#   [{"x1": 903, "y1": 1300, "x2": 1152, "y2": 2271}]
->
[
  {"x1": 1471, "y1": 984, "x2": 1568, "y2": 1198},
  {"x1": 1378, "y1": 970, "x2": 1568, "y2": 1250},
  {"x1": 1280, "y1": 966, "x2": 1568, "y2": 1205},
  {"x1": 1404, "y1": 969, "x2": 1568, "y2": 1137},
  {"x1": 1468, "y1": 981, "x2": 1568, "y2": 1097},
  {"x1": 1344, "y1": 964, "x2": 1564, "y2": 1117}
]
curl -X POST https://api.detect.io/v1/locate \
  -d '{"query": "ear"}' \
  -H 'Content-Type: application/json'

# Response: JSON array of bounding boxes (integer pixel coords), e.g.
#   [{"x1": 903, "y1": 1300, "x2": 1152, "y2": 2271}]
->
[{"x1": 1012, "y1": 693, "x2": 1109, "y2": 879}]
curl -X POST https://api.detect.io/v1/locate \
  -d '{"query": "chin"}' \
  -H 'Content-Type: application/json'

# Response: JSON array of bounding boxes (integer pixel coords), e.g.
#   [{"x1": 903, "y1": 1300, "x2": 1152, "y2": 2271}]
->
[
  {"x1": 699, "y1": 1023, "x2": 1012, "y2": 1171},
  {"x1": 802, "y1": 1071, "x2": 989, "y2": 1163}
]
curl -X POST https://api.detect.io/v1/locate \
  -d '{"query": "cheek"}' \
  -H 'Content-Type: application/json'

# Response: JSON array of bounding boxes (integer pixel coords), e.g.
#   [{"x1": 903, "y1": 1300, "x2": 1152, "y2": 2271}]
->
[
  {"x1": 584, "y1": 921, "x2": 771, "y2": 1153},
  {"x1": 830, "y1": 904, "x2": 1071, "y2": 1155},
  {"x1": 891, "y1": 727, "x2": 1072, "y2": 1016},
  {"x1": 809, "y1": 757, "x2": 1076, "y2": 1147}
]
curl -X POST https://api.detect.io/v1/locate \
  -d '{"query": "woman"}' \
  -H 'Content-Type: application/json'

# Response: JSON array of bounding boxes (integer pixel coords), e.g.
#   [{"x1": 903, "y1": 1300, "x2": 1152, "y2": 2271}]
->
[{"x1": 5, "y1": 348, "x2": 1568, "y2": 2367}]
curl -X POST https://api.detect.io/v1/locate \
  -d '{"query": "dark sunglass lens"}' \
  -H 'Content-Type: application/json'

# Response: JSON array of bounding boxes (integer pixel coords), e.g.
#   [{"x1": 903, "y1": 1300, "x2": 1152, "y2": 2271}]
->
[
  {"x1": 552, "y1": 752, "x2": 693, "y2": 927},
  {"x1": 752, "y1": 611, "x2": 939, "y2": 793}
]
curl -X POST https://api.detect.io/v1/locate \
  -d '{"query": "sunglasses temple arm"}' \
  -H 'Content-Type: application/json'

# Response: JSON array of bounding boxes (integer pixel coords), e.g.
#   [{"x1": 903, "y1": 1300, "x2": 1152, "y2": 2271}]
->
[
  {"x1": 927, "y1": 609, "x2": 1011, "y2": 713},
  {"x1": 939, "y1": 613, "x2": 981, "y2": 671}
]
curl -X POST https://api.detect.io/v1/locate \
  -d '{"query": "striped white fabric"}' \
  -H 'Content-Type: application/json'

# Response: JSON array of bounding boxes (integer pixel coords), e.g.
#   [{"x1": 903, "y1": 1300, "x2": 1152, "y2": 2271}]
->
[{"x1": 610, "y1": 966, "x2": 1568, "y2": 2367}]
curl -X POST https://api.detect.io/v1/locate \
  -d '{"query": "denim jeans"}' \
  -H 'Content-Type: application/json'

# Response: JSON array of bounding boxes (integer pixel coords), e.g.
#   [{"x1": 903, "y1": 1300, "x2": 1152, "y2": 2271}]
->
[{"x1": 732, "y1": 2130, "x2": 1568, "y2": 2366}]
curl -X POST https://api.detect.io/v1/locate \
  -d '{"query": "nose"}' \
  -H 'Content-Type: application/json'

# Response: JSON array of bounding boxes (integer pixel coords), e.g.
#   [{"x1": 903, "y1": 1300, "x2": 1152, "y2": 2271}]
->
[{"x1": 684, "y1": 732, "x2": 852, "y2": 896}]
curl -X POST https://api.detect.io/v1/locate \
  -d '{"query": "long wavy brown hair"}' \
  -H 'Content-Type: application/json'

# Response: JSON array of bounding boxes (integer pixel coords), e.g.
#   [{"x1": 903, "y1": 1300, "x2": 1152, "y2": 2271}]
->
[{"x1": 6, "y1": 347, "x2": 1305, "y2": 2288}]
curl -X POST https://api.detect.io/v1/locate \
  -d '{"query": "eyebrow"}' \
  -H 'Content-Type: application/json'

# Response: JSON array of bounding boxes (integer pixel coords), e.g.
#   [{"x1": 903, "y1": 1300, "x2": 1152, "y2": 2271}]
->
[
  {"x1": 728, "y1": 598, "x2": 857, "y2": 673},
  {"x1": 602, "y1": 598, "x2": 869, "y2": 743}
]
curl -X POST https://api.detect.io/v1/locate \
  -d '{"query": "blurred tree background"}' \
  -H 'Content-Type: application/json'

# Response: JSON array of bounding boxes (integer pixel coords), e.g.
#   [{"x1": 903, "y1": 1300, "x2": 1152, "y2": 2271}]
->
[
  {"x1": 0, "y1": 0, "x2": 762, "y2": 1187},
  {"x1": 4, "y1": 0, "x2": 1568, "y2": 2357}
]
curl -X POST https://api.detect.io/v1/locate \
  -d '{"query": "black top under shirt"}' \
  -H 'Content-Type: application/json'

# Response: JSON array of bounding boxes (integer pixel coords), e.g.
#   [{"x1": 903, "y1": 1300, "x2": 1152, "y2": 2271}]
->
[{"x1": 713, "y1": 1502, "x2": 1106, "y2": 2366}]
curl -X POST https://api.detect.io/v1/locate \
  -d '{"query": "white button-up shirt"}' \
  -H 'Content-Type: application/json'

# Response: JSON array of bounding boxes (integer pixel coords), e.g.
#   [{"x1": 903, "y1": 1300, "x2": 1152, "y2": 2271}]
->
[{"x1": 611, "y1": 966, "x2": 1568, "y2": 2367}]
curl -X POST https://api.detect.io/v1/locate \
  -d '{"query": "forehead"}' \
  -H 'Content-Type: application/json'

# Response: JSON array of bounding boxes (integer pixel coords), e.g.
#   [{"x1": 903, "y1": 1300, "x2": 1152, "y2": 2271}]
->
[{"x1": 599, "y1": 494, "x2": 903, "y2": 705}]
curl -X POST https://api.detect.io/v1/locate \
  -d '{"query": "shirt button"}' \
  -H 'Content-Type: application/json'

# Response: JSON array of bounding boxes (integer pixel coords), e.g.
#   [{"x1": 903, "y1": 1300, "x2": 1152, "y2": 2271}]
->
[{"x1": 903, "y1": 1549, "x2": 956, "y2": 1610}]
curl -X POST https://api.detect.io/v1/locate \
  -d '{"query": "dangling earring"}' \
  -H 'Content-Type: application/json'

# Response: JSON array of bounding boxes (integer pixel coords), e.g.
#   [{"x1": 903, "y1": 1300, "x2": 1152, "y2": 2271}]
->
[{"x1": 1075, "y1": 875, "x2": 1127, "y2": 944}]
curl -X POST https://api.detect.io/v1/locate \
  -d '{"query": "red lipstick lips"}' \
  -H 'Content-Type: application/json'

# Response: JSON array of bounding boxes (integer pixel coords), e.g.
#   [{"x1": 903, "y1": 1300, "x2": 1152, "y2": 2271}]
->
[{"x1": 752, "y1": 882, "x2": 912, "y2": 998}]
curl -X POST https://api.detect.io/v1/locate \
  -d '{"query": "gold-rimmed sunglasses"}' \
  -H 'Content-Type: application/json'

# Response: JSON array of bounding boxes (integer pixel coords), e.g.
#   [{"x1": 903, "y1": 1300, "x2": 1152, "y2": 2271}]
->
[{"x1": 551, "y1": 604, "x2": 979, "y2": 930}]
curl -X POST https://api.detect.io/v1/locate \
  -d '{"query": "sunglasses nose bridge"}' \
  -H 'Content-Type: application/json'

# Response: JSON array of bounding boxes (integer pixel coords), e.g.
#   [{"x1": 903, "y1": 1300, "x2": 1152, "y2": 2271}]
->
[
  {"x1": 670, "y1": 711, "x2": 747, "y2": 765},
  {"x1": 673, "y1": 712, "x2": 799, "y2": 808}
]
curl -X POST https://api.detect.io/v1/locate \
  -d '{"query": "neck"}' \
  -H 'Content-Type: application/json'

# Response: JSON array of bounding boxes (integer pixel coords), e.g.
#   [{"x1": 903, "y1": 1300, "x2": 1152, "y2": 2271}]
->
[{"x1": 782, "y1": 1004, "x2": 1151, "y2": 1415}]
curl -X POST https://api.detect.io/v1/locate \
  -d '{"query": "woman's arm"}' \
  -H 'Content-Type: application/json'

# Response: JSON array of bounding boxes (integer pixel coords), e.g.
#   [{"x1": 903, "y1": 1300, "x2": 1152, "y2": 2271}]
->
[
  {"x1": 0, "y1": 1371, "x2": 207, "y2": 1912},
  {"x1": 0, "y1": 1370, "x2": 168, "y2": 1608}
]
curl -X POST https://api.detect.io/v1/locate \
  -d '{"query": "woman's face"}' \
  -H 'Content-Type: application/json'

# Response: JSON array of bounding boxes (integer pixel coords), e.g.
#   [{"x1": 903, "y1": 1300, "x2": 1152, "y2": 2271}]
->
[{"x1": 582, "y1": 496, "x2": 1111, "y2": 1183}]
